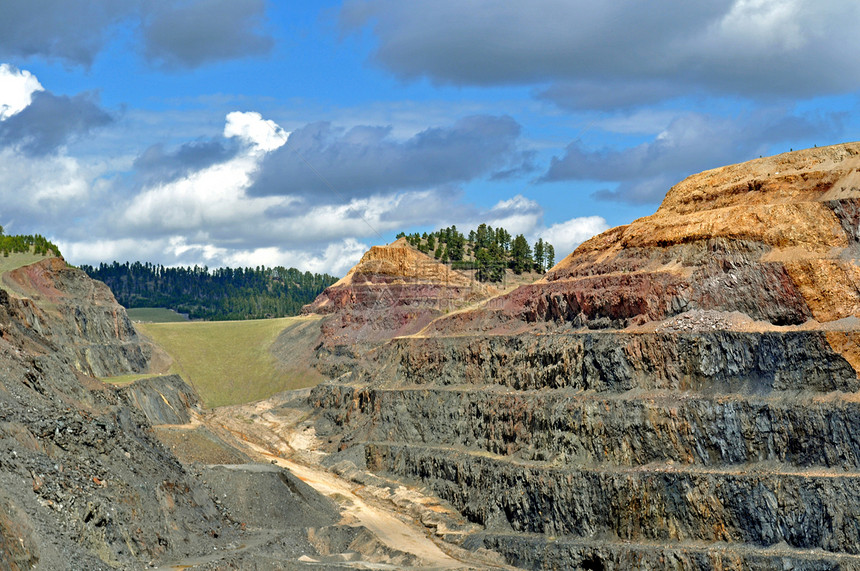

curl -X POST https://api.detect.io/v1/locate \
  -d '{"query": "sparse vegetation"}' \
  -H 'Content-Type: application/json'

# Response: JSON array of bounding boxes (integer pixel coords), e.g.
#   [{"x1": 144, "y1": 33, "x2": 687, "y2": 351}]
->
[
  {"x1": 0, "y1": 227, "x2": 61, "y2": 258},
  {"x1": 0, "y1": 250, "x2": 56, "y2": 276},
  {"x1": 396, "y1": 223, "x2": 555, "y2": 281},
  {"x1": 0, "y1": 227, "x2": 62, "y2": 272}
]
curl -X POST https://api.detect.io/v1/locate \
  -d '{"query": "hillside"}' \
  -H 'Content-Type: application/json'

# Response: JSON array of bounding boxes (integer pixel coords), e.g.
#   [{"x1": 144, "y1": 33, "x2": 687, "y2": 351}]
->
[
  {"x1": 303, "y1": 143, "x2": 860, "y2": 570},
  {"x1": 133, "y1": 315, "x2": 325, "y2": 407},
  {"x1": 81, "y1": 261, "x2": 337, "y2": 320},
  {"x1": 0, "y1": 253, "x2": 478, "y2": 569},
  {"x1": 0, "y1": 254, "x2": 227, "y2": 569},
  {"x1": 302, "y1": 237, "x2": 501, "y2": 374}
]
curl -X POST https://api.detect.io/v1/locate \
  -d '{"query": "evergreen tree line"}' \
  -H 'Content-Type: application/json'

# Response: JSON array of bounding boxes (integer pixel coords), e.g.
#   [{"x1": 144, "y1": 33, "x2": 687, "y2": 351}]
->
[
  {"x1": 80, "y1": 261, "x2": 338, "y2": 321},
  {"x1": 0, "y1": 226, "x2": 61, "y2": 258},
  {"x1": 397, "y1": 223, "x2": 555, "y2": 282}
]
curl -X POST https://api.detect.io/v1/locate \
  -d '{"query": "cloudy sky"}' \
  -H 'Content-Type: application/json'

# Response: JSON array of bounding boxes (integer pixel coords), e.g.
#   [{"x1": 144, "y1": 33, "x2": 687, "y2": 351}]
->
[{"x1": 1, "y1": 1, "x2": 858, "y2": 275}]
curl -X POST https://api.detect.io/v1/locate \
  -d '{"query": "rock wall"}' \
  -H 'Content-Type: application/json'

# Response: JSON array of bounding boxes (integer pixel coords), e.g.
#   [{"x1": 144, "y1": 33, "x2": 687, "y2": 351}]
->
[
  {"x1": 309, "y1": 144, "x2": 860, "y2": 570},
  {"x1": 311, "y1": 329, "x2": 860, "y2": 569},
  {"x1": 118, "y1": 374, "x2": 199, "y2": 425},
  {"x1": 2, "y1": 258, "x2": 149, "y2": 377},
  {"x1": 0, "y1": 258, "x2": 238, "y2": 569}
]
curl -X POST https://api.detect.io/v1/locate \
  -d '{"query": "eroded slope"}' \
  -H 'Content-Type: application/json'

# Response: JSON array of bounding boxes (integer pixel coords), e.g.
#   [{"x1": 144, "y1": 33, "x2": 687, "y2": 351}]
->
[
  {"x1": 310, "y1": 144, "x2": 860, "y2": 570},
  {"x1": 430, "y1": 143, "x2": 860, "y2": 340},
  {"x1": 304, "y1": 237, "x2": 494, "y2": 374}
]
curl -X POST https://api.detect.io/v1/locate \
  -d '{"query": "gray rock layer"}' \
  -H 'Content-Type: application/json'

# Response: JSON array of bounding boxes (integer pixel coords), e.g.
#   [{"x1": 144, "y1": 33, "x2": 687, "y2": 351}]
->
[
  {"x1": 0, "y1": 264, "x2": 234, "y2": 569},
  {"x1": 310, "y1": 330, "x2": 860, "y2": 569}
]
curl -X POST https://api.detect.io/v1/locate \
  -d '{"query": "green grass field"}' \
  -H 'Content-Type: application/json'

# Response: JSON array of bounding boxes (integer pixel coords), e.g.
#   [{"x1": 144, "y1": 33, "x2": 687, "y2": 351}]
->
[
  {"x1": 0, "y1": 251, "x2": 55, "y2": 276},
  {"x1": 126, "y1": 307, "x2": 190, "y2": 323},
  {"x1": 133, "y1": 316, "x2": 323, "y2": 408}
]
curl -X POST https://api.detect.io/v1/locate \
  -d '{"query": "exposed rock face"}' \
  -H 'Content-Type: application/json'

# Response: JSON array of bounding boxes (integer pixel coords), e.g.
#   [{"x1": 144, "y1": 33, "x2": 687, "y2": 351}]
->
[
  {"x1": 0, "y1": 259, "x2": 245, "y2": 569},
  {"x1": 310, "y1": 144, "x2": 860, "y2": 569},
  {"x1": 431, "y1": 143, "x2": 860, "y2": 335},
  {"x1": 303, "y1": 237, "x2": 492, "y2": 374},
  {"x1": 2, "y1": 257, "x2": 149, "y2": 376},
  {"x1": 118, "y1": 374, "x2": 199, "y2": 425}
]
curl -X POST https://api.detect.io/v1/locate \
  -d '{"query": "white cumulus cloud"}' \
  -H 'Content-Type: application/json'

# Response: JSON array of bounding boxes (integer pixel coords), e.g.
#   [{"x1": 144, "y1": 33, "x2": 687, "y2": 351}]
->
[
  {"x1": 0, "y1": 64, "x2": 43, "y2": 121},
  {"x1": 221, "y1": 238, "x2": 369, "y2": 277},
  {"x1": 538, "y1": 216, "x2": 609, "y2": 258},
  {"x1": 224, "y1": 110, "x2": 288, "y2": 152},
  {"x1": 484, "y1": 195, "x2": 544, "y2": 237}
]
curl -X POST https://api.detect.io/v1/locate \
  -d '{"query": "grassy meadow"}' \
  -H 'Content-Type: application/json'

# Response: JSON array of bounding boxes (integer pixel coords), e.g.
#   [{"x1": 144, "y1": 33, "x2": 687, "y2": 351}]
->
[
  {"x1": 0, "y1": 251, "x2": 56, "y2": 275},
  {"x1": 126, "y1": 307, "x2": 190, "y2": 323},
  {"x1": 133, "y1": 315, "x2": 323, "y2": 408}
]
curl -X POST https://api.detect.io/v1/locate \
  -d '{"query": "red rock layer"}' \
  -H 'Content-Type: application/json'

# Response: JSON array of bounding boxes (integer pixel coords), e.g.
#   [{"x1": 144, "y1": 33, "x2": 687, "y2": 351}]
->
[
  {"x1": 303, "y1": 237, "x2": 490, "y2": 345},
  {"x1": 432, "y1": 143, "x2": 860, "y2": 334}
]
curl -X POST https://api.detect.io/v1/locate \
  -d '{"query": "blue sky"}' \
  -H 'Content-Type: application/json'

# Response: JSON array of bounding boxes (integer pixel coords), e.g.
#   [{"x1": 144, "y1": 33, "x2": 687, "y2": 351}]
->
[{"x1": 1, "y1": 1, "x2": 858, "y2": 275}]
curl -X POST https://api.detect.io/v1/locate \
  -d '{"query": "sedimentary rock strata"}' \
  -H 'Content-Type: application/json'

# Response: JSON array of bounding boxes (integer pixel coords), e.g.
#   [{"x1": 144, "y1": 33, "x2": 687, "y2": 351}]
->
[
  {"x1": 303, "y1": 237, "x2": 493, "y2": 375},
  {"x1": 310, "y1": 144, "x2": 860, "y2": 570}
]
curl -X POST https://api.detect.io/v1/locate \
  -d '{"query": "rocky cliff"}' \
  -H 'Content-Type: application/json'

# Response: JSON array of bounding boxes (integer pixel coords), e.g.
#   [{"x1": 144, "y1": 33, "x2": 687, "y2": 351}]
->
[
  {"x1": 303, "y1": 236, "x2": 493, "y2": 374},
  {"x1": 309, "y1": 144, "x2": 860, "y2": 570},
  {"x1": 1, "y1": 257, "x2": 149, "y2": 377},
  {"x1": 432, "y1": 143, "x2": 860, "y2": 335},
  {"x1": 0, "y1": 258, "x2": 245, "y2": 569}
]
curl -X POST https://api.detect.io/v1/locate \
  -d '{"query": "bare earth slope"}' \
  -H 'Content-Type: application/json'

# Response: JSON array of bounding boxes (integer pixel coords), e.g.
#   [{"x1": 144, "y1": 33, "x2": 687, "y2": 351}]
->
[
  {"x1": 303, "y1": 237, "x2": 494, "y2": 374},
  {"x1": 309, "y1": 144, "x2": 860, "y2": 570},
  {"x1": 0, "y1": 258, "x2": 428, "y2": 570},
  {"x1": 425, "y1": 144, "x2": 860, "y2": 335},
  {"x1": 0, "y1": 258, "x2": 241, "y2": 569}
]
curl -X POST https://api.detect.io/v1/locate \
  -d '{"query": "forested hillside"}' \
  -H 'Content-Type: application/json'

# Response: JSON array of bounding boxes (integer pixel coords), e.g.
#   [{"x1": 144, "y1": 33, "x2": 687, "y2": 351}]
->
[
  {"x1": 0, "y1": 227, "x2": 61, "y2": 258},
  {"x1": 80, "y1": 262, "x2": 337, "y2": 320},
  {"x1": 397, "y1": 223, "x2": 554, "y2": 282}
]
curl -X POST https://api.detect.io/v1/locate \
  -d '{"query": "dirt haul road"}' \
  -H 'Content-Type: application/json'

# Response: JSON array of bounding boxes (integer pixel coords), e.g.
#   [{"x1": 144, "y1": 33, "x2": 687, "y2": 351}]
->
[{"x1": 201, "y1": 393, "x2": 513, "y2": 570}]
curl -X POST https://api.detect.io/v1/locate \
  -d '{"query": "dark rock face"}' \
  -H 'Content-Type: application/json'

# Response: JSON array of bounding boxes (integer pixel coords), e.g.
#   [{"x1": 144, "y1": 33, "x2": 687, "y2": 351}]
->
[
  {"x1": 2, "y1": 258, "x2": 149, "y2": 377},
  {"x1": 0, "y1": 259, "x2": 237, "y2": 569},
  {"x1": 311, "y1": 330, "x2": 860, "y2": 569},
  {"x1": 118, "y1": 374, "x2": 198, "y2": 425},
  {"x1": 307, "y1": 144, "x2": 860, "y2": 570}
]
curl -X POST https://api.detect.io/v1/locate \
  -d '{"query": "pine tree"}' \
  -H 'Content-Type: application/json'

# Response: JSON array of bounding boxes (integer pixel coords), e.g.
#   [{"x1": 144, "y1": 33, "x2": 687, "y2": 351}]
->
[
  {"x1": 534, "y1": 238, "x2": 545, "y2": 272},
  {"x1": 434, "y1": 243, "x2": 443, "y2": 259},
  {"x1": 510, "y1": 234, "x2": 532, "y2": 274}
]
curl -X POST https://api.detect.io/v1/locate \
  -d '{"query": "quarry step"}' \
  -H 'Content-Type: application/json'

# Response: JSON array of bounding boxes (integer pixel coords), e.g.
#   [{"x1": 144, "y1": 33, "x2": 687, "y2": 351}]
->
[
  {"x1": 363, "y1": 441, "x2": 860, "y2": 478},
  {"x1": 465, "y1": 532, "x2": 860, "y2": 571},
  {"x1": 357, "y1": 330, "x2": 859, "y2": 394},
  {"x1": 317, "y1": 383, "x2": 860, "y2": 469},
  {"x1": 363, "y1": 442, "x2": 860, "y2": 554}
]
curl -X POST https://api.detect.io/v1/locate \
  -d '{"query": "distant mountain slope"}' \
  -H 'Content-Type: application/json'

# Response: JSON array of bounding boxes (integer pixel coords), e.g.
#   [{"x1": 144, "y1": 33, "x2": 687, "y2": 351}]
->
[{"x1": 81, "y1": 261, "x2": 337, "y2": 320}]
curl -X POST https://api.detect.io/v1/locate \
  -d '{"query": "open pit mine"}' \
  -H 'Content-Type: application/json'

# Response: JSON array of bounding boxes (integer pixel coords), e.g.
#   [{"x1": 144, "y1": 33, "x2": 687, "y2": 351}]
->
[{"x1": 3, "y1": 143, "x2": 860, "y2": 570}]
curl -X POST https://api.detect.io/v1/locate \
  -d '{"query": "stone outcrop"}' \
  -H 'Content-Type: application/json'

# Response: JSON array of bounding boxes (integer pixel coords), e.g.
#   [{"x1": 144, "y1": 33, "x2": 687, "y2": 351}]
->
[
  {"x1": 2, "y1": 257, "x2": 149, "y2": 377},
  {"x1": 309, "y1": 144, "x2": 860, "y2": 570},
  {"x1": 0, "y1": 258, "x2": 242, "y2": 569},
  {"x1": 303, "y1": 237, "x2": 493, "y2": 375},
  {"x1": 118, "y1": 374, "x2": 199, "y2": 425},
  {"x1": 429, "y1": 143, "x2": 860, "y2": 336}
]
